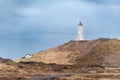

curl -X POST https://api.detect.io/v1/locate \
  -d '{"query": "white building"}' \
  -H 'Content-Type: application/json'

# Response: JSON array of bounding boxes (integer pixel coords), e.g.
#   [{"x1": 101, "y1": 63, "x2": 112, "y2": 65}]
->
[
  {"x1": 24, "y1": 54, "x2": 32, "y2": 59},
  {"x1": 76, "y1": 22, "x2": 84, "y2": 41}
]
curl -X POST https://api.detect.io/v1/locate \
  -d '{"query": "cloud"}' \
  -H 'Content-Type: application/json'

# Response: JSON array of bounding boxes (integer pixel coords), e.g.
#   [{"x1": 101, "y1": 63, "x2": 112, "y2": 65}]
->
[{"x1": 83, "y1": 0, "x2": 120, "y2": 5}]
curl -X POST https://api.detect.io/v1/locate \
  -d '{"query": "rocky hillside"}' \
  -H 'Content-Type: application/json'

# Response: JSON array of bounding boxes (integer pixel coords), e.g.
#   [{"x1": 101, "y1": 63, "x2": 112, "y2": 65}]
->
[
  {"x1": 1, "y1": 38, "x2": 120, "y2": 80},
  {"x1": 0, "y1": 57, "x2": 75, "y2": 80},
  {"x1": 16, "y1": 38, "x2": 120, "y2": 67}
]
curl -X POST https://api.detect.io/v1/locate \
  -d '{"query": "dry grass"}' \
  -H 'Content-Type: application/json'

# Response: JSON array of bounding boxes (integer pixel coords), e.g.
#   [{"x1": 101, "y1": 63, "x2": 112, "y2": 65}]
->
[{"x1": 75, "y1": 38, "x2": 120, "y2": 67}]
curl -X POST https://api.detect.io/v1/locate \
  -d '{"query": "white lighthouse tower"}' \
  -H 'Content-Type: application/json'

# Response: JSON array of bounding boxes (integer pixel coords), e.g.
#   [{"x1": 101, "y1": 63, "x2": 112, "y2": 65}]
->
[{"x1": 76, "y1": 22, "x2": 84, "y2": 41}]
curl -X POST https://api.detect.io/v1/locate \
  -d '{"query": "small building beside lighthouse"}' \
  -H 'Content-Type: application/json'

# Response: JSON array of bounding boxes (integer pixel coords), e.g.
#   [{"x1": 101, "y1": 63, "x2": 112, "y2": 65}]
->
[
  {"x1": 24, "y1": 54, "x2": 32, "y2": 59},
  {"x1": 76, "y1": 22, "x2": 84, "y2": 41}
]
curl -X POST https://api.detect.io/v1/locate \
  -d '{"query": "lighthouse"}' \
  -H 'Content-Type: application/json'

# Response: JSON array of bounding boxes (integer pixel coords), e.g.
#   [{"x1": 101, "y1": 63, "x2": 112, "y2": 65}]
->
[{"x1": 76, "y1": 22, "x2": 84, "y2": 41}]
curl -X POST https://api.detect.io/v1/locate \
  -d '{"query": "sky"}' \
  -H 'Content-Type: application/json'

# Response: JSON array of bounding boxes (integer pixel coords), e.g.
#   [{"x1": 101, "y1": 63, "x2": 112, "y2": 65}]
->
[{"x1": 0, "y1": 0, "x2": 120, "y2": 59}]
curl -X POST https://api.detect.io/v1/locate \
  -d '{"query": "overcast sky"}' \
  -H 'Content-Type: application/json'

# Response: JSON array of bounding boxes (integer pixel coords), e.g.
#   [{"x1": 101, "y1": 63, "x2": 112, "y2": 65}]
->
[{"x1": 0, "y1": 0, "x2": 120, "y2": 59}]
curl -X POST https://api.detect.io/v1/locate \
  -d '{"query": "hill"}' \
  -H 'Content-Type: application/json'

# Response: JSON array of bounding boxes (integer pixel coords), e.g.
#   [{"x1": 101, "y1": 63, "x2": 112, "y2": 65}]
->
[
  {"x1": 1, "y1": 38, "x2": 120, "y2": 80},
  {"x1": 16, "y1": 38, "x2": 120, "y2": 67}
]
